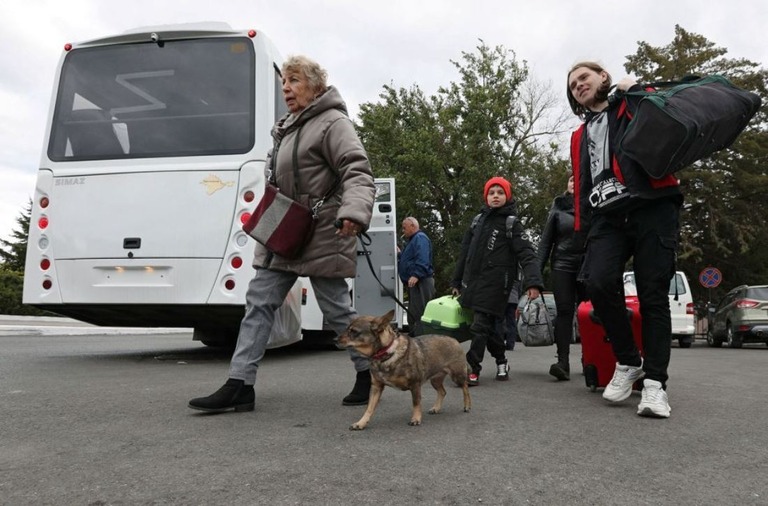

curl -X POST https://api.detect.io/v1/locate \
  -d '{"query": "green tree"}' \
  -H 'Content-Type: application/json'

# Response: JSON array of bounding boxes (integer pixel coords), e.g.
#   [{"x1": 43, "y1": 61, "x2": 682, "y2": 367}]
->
[
  {"x1": 624, "y1": 25, "x2": 768, "y2": 305},
  {"x1": 357, "y1": 41, "x2": 568, "y2": 292},
  {"x1": 0, "y1": 199, "x2": 51, "y2": 315},
  {"x1": 0, "y1": 199, "x2": 31, "y2": 272},
  {"x1": 0, "y1": 269, "x2": 44, "y2": 316}
]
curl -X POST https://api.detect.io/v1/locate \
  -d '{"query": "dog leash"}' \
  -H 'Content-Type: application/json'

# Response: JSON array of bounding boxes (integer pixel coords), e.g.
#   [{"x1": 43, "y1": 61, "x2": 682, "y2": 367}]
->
[
  {"x1": 357, "y1": 231, "x2": 418, "y2": 325},
  {"x1": 334, "y1": 219, "x2": 418, "y2": 326}
]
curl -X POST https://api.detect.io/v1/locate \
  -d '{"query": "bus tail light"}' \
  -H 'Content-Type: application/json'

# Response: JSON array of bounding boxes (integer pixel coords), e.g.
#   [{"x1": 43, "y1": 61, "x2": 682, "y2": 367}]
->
[
  {"x1": 243, "y1": 190, "x2": 255, "y2": 203},
  {"x1": 38, "y1": 216, "x2": 49, "y2": 229},
  {"x1": 301, "y1": 288, "x2": 307, "y2": 305},
  {"x1": 40, "y1": 258, "x2": 51, "y2": 270},
  {"x1": 40, "y1": 196, "x2": 50, "y2": 209},
  {"x1": 231, "y1": 256, "x2": 243, "y2": 269},
  {"x1": 240, "y1": 212, "x2": 251, "y2": 224},
  {"x1": 235, "y1": 234, "x2": 248, "y2": 247},
  {"x1": 42, "y1": 279, "x2": 53, "y2": 290},
  {"x1": 224, "y1": 278, "x2": 236, "y2": 291}
]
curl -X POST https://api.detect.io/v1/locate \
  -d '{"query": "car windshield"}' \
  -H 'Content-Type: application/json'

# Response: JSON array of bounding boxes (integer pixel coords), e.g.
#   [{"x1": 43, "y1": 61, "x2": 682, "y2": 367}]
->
[
  {"x1": 669, "y1": 273, "x2": 687, "y2": 295},
  {"x1": 745, "y1": 287, "x2": 768, "y2": 300},
  {"x1": 623, "y1": 273, "x2": 638, "y2": 296},
  {"x1": 622, "y1": 272, "x2": 686, "y2": 296}
]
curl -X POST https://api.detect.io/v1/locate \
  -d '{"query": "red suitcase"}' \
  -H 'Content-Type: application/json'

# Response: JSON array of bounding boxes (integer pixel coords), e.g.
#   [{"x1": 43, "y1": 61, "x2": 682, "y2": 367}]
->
[{"x1": 578, "y1": 295, "x2": 644, "y2": 392}]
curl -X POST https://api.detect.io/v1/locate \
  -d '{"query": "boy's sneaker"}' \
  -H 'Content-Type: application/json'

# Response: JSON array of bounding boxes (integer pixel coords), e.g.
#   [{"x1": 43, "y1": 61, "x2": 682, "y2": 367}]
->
[
  {"x1": 637, "y1": 379, "x2": 671, "y2": 418},
  {"x1": 602, "y1": 362, "x2": 645, "y2": 402},
  {"x1": 468, "y1": 373, "x2": 479, "y2": 387},
  {"x1": 495, "y1": 362, "x2": 509, "y2": 381}
]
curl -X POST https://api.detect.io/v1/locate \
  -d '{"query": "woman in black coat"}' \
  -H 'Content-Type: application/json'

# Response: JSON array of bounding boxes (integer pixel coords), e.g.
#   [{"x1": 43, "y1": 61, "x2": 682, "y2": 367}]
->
[{"x1": 537, "y1": 174, "x2": 583, "y2": 381}]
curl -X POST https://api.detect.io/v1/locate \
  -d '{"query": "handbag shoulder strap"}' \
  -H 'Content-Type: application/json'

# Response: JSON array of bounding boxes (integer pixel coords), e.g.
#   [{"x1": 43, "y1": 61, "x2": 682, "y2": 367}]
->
[
  {"x1": 291, "y1": 125, "x2": 303, "y2": 196},
  {"x1": 290, "y1": 124, "x2": 342, "y2": 217}
]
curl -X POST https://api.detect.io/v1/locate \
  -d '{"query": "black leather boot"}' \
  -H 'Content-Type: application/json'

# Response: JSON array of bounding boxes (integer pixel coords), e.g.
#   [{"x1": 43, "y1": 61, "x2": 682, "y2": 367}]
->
[
  {"x1": 549, "y1": 359, "x2": 570, "y2": 381},
  {"x1": 342, "y1": 370, "x2": 371, "y2": 406},
  {"x1": 188, "y1": 378, "x2": 255, "y2": 413}
]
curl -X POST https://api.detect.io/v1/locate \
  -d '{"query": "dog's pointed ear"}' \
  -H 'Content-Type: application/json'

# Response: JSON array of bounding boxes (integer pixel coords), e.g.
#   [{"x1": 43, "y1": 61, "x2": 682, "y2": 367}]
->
[{"x1": 371, "y1": 310, "x2": 395, "y2": 334}]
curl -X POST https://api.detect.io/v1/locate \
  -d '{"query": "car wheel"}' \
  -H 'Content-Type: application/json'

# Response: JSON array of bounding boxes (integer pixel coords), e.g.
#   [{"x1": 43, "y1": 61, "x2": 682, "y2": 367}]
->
[
  {"x1": 706, "y1": 330, "x2": 722, "y2": 348},
  {"x1": 201, "y1": 339, "x2": 236, "y2": 349},
  {"x1": 726, "y1": 323, "x2": 743, "y2": 349},
  {"x1": 678, "y1": 337, "x2": 692, "y2": 348},
  {"x1": 300, "y1": 330, "x2": 343, "y2": 350}
]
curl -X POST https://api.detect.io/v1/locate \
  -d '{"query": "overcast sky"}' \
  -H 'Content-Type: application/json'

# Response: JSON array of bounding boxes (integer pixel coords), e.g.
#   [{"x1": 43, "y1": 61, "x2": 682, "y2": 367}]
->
[{"x1": 1, "y1": 0, "x2": 766, "y2": 246}]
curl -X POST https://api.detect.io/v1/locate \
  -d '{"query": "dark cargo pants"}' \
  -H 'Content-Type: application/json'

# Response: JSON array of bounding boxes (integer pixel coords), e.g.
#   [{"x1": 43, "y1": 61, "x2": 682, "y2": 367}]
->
[{"x1": 583, "y1": 197, "x2": 681, "y2": 386}]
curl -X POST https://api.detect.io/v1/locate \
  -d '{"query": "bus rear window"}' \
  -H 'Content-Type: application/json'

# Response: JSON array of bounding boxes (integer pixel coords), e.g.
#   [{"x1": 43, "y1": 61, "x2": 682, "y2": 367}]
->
[{"x1": 48, "y1": 37, "x2": 255, "y2": 161}]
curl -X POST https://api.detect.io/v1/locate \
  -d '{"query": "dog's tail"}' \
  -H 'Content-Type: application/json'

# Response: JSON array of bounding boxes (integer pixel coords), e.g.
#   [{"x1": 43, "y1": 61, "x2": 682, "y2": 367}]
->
[{"x1": 453, "y1": 362, "x2": 472, "y2": 387}]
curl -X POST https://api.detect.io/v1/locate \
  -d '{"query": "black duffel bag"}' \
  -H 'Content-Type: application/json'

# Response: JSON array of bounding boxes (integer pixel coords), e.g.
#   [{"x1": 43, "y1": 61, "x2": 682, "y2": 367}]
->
[{"x1": 617, "y1": 75, "x2": 761, "y2": 179}]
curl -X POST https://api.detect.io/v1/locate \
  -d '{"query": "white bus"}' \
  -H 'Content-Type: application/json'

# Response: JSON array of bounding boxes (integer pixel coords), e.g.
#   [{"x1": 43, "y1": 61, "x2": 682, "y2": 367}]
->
[{"x1": 23, "y1": 23, "x2": 402, "y2": 346}]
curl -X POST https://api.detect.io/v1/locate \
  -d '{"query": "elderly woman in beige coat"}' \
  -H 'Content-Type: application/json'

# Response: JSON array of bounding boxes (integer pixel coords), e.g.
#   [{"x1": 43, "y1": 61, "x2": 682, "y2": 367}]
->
[{"x1": 189, "y1": 55, "x2": 375, "y2": 413}]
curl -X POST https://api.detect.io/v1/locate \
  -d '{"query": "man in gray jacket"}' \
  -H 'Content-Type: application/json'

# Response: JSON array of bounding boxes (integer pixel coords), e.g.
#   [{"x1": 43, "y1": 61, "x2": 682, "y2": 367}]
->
[{"x1": 189, "y1": 55, "x2": 375, "y2": 412}]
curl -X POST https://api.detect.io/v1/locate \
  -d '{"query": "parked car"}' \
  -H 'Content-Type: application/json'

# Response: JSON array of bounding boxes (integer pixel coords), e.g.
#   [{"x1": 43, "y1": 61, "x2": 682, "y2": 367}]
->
[
  {"x1": 706, "y1": 285, "x2": 768, "y2": 348},
  {"x1": 623, "y1": 271, "x2": 696, "y2": 348}
]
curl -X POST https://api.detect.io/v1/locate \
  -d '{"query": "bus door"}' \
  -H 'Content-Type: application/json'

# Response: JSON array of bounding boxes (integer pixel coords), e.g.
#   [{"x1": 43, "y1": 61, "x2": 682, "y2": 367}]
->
[
  {"x1": 353, "y1": 178, "x2": 402, "y2": 327},
  {"x1": 297, "y1": 178, "x2": 402, "y2": 333}
]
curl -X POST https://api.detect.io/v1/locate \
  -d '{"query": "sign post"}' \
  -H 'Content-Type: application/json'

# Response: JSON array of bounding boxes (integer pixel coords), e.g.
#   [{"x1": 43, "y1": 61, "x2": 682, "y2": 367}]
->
[{"x1": 699, "y1": 267, "x2": 722, "y2": 305}]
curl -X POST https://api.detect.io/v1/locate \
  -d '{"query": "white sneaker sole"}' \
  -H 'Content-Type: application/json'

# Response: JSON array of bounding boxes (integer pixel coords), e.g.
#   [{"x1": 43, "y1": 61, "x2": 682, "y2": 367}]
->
[
  {"x1": 602, "y1": 382, "x2": 643, "y2": 403},
  {"x1": 602, "y1": 370, "x2": 645, "y2": 403},
  {"x1": 637, "y1": 406, "x2": 671, "y2": 418}
]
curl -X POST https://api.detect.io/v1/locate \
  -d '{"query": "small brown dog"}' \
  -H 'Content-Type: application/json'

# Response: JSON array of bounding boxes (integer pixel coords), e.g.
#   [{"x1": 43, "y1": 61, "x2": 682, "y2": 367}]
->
[{"x1": 336, "y1": 309, "x2": 471, "y2": 430}]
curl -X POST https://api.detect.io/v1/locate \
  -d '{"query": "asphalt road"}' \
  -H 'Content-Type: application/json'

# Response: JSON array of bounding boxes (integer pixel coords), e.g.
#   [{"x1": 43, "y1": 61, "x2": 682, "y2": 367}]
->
[{"x1": 1, "y1": 322, "x2": 766, "y2": 505}]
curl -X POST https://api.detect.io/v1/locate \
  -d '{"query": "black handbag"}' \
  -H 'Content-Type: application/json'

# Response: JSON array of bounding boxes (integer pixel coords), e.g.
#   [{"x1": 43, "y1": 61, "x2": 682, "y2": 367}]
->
[{"x1": 617, "y1": 75, "x2": 761, "y2": 179}]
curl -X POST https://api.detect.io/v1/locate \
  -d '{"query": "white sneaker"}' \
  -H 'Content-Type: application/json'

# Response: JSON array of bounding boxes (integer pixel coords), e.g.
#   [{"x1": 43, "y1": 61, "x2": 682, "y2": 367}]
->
[
  {"x1": 495, "y1": 362, "x2": 510, "y2": 381},
  {"x1": 602, "y1": 362, "x2": 645, "y2": 402},
  {"x1": 637, "y1": 379, "x2": 671, "y2": 418}
]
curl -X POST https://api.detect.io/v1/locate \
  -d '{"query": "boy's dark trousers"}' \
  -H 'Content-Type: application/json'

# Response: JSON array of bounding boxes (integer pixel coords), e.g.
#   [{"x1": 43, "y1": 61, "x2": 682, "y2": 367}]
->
[
  {"x1": 500, "y1": 302, "x2": 518, "y2": 350},
  {"x1": 467, "y1": 310, "x2": 507, "y2": 373},
  {"x1": 584, "y1": 197, "x2": 680, "y2": 386}
]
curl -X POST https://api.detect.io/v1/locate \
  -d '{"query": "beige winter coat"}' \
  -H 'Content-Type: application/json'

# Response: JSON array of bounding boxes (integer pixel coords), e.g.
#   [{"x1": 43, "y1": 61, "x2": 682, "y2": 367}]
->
[{"x1": 252, "y1": 86, "x2": 375, "y2": 278}]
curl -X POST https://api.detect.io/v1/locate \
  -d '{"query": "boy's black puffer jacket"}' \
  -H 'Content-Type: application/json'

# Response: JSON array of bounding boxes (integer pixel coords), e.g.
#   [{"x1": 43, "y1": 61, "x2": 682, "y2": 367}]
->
[{"x1": 451, "y1": 201, "x2": 543, "y2": 317}]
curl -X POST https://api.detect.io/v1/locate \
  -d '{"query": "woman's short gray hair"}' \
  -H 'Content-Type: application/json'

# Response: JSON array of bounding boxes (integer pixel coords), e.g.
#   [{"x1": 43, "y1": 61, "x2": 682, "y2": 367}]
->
[{"x1": 282, "y1": 55, "x2": 328, "y2": 94}]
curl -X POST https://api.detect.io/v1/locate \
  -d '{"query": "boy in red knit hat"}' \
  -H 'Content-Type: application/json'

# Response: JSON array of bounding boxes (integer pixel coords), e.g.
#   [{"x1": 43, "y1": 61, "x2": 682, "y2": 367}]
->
[{"x1": 451, "y1": 177, "x2": 544, "y2": 385}]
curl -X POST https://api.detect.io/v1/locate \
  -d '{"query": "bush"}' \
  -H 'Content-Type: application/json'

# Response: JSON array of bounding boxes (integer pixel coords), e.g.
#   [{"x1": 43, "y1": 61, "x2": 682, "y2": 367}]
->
[{"x1": 0, "y1": 268, "x2": 51, "y2": 316}]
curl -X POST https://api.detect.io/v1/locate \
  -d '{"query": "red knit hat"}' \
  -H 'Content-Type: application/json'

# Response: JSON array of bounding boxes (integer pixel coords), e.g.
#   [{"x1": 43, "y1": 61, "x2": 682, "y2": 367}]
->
[{"x1": 483, "y1": 176, "x2": 512, "y2": 201}]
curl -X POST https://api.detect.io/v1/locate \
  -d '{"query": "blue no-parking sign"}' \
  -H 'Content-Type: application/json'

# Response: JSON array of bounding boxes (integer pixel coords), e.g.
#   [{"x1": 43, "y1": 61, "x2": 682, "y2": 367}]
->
[{"x1": 699, "y1": 267, "x2": 722, "y2": 288}]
